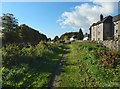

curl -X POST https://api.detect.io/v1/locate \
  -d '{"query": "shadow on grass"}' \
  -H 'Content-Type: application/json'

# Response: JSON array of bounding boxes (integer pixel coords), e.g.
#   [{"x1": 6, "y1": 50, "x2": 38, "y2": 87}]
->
[
  {"x1": 2, "y1": 44, "x2": 70, "y2": 88},
  {"x1": 47, "y1": 44, "x2": 70, "y2": 89}
]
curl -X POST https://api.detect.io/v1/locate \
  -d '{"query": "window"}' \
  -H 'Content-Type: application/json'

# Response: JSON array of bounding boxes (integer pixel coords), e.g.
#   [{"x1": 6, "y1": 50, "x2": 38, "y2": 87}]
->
[
  {"x1": 116, "y1": 30, "x2": 118, "y2": 33},
  {"x1": 98, "y1": 31, "x2": 100, "y2": 35},
  {"x1": 98, "y1": 38, "x2": 100, "y2": 41}
]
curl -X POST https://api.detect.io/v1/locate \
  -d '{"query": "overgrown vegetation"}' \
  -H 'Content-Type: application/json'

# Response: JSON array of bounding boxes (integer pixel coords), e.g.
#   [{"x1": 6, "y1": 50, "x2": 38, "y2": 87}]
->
[
  {"x1": 2, "y1": 42, "x2": 63, "y2": 87},
  {"x1": 55, "y1": 41, "x2": 120, "y2": 87},
  {"x1": 1, "y1": 41, "x2": 120, "y2": 87}
]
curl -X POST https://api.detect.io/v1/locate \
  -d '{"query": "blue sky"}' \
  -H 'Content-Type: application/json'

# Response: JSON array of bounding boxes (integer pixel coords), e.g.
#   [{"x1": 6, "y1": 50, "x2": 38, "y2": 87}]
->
[{"x1": 1, "y1": 2, "x2": 119, "y2": 39}]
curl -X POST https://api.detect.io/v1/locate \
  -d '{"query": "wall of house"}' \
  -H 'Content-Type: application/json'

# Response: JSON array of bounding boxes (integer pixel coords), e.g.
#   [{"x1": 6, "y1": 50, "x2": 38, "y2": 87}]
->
[
  {"x1": 118, "y1": 20, "x2": 120, "y2": 51},
  {"x1": 97, "y1": 23, "x2": 103, "y2": 41},
  {"x1": 114, "y1": 20, "x2": 120, "y2": 38},
  {"x1": 103, "y1": 22, "x2": 113, "y2": 40},
  {"x1": 113, "y1": 20, "x2": 120, "y2": 50},
  {"x1": 114, "y1": 21, "x2": 119, "y2": 39},
  {"x1": 91, "y1": 26, "x2": 97, "y2": 41},
  {"x1": 118, "y1": 21, "x2": 120, "y2": 35}
]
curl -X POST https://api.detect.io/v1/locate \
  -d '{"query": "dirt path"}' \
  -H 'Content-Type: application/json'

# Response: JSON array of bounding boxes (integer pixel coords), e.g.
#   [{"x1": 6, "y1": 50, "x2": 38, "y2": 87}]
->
[{"x1": 47, "y1": 48, "x2": 69, "y2": 89}]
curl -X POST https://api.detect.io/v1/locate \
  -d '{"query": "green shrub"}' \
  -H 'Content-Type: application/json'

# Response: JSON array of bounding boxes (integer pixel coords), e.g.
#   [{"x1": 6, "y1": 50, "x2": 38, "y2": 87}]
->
[{"x1": 2, "y1": 42, "x2": 63, "y2": 87}]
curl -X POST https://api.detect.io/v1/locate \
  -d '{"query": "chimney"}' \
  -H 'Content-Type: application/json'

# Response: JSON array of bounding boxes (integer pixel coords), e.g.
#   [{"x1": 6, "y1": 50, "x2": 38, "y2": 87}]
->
[{"x1": 100, "y1": 14, "x2": 103, "y2": 21}]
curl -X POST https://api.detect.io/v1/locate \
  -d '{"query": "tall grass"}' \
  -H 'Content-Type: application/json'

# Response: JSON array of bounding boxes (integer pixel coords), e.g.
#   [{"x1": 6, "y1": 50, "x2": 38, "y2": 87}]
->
[
  {"x1": 2, "y1": 42, "x2": 63, "y2": 87},
  {"x1": 56, "y1": 41, "x2": 120, "y2": 87}
]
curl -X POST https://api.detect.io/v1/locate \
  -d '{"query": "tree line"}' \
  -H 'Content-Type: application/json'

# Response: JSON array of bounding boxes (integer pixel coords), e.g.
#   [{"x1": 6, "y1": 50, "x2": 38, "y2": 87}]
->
[
  {"x1": 53, "y1": 28, "x2": 84, "y2": 42},
  {"x1": 1, "y1": 13, "x2": 47, "y2": 46},
  {"x1": 1, "y1": 13, "x2": 86, "y2": 45}
]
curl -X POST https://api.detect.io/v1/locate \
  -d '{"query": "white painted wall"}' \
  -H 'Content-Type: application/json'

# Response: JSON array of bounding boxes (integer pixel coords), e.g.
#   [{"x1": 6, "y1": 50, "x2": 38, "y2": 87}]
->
[
  {"x1": 91, "y1": 23, "x2": 104, "y2": 41},
  {"x1": 97, "y1": 23, "x2": 103, "y2": 41},
  {"x1": 91, "y1": 26, "x2": 97, "y2": 41}
]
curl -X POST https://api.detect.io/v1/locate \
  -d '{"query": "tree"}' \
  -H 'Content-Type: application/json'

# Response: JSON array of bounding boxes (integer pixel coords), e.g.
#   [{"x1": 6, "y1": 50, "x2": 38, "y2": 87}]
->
[
  {"x1": 1, "y1": 13, "x2": 18, "y2": 33},
  {"x1": 18, "y1": 24, "x2": 47, "y2": 44},
  {"x1": 53, "y1": 36, "x2": 59, "y2": 42},
  {"x1": 47, "y1": 38, "x2": 51, "y2": 41},
  {"x1": 64, "y1": 35, "x2": 69, "y2": 41},
  {"x1": 77, "y1": 28, "x2": 84, "y2": 40}
]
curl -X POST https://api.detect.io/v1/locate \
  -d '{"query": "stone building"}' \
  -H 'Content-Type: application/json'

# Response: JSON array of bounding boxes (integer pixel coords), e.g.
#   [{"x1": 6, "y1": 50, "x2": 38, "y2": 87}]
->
[
  {"x1": 89, "y1": 14, "x2": 120, "y2": 51},
  {"x1": 89, "y1": 14, "x2": 114, "y2": 41}
]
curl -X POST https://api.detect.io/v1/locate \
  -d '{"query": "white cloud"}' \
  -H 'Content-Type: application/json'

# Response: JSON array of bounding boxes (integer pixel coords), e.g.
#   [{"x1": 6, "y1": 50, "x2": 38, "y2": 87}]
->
[{"x1": 58, "y1": 0, "x2": 118, "y2": 33}]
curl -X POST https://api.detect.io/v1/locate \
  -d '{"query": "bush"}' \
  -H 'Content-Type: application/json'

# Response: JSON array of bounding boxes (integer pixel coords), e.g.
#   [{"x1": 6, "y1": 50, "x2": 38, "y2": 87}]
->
[
  {"x1": 2, "y1": 44, "x2": 20, "y2": 66},
  {"x1": 2, "y1": 42, "x2": 63, "y2": 87},
  {"x1": 2, "y1": 42, "x2": 55, "y2": 67},
  {"x1": 99, "y1": 50, "x2": 119, "y2": 68}
]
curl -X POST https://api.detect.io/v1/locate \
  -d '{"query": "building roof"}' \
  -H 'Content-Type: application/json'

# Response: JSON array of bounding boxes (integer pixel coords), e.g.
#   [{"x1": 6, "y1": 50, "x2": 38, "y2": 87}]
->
[
  {"x1": 92, "y1": 16, "x2": 112, "y2": 27},
  {"x1": 113, "y1": 14, "x2": 120, "y2": 22}
]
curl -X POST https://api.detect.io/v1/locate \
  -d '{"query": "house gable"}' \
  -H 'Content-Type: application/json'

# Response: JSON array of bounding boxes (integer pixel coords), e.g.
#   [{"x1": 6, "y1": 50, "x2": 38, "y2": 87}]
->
[{"x1": 90, "y1": 15, "x2": 113, "y2": 41}]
